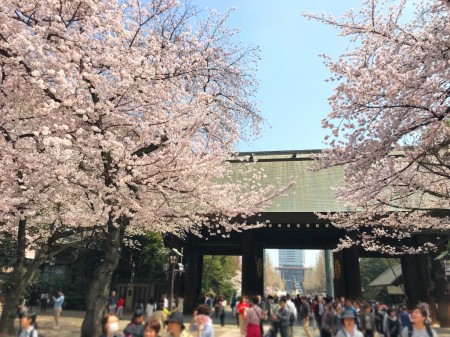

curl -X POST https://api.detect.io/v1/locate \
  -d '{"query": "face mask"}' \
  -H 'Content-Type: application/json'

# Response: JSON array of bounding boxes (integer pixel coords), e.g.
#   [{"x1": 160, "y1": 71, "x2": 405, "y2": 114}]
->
[{"x1": 109, "y1": 322, "x2": 119, "y2": 334}]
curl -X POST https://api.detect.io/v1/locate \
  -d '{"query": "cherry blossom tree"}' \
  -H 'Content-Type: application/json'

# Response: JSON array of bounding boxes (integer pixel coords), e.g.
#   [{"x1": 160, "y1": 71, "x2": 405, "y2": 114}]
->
[
  {"x1": 303, "y1": 0, "x2": 449, "y2": 325},
  {"x1": 1, "y1": 12, "x2": 100, "y2": 332},
  {"x1": 303, "y1": 0, "x2": 450, "y2": 252},
  {"x1": 1, "y1": 1, "x2": 289, "y2": 336}
]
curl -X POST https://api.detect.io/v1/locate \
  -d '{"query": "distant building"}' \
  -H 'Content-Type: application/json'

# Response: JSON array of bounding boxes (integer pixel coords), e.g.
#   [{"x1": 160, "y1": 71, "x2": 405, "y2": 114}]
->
[{"x1": 278, "y1": 250, "x2": 305, "y2": 294}]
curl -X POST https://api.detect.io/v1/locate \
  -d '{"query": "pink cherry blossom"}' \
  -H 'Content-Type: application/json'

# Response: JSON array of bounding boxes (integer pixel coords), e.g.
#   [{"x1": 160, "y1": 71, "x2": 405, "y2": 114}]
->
[
  {"x1": 0, "y1": 0, "x2": 290, "y2": 246},
  {"x1": 304, "y1": 0, "x2": 450, "y2": 253}
]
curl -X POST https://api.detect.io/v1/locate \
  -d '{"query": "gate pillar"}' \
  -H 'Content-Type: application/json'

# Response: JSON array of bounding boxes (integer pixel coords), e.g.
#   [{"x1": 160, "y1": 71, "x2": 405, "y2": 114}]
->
[
  {"x1": 242, "y1": 231, "x2": 264, "y2": 296},
  {"x1": 333, "y1": 247, "x2": 362, "y2": 299},
  {"x1": 183, "y1": 248, "x2": 203, "y2": 314},
  {"x1": 401, "y1": 254, "x2": 429, "y2": 309}
]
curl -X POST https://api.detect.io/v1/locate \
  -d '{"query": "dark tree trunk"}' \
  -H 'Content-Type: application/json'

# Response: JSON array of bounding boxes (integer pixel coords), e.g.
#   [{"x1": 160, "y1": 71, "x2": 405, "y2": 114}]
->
[
  {"x1": 81, "y1": 219, "x2": 126, "y2": 337},
  {"x1": 0, "y1": 261, "x2": 42, "y2": 336},
  {"x1": 0, "y1": 218, "x2": 27, "y2": 336},
  {"x1": 0, "y1": 219, "x2": 45, "y2": 336},
  {"x1": 0, "y1": 216, "x2": 77, "y2": 336}
]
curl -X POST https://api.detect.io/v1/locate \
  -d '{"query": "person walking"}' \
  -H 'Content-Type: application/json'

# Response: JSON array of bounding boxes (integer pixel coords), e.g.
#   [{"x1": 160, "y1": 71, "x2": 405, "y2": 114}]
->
[
  {"x1": 321, "y1": 304, "x2": 335, "y2": 337},
  {"x1": 17, "y1": 311, "x2": 39, "y2": 337},
  {"x1": 333, "y1": 304, "x2": 344, "y2": 336},
  {"x1": 101, "y1": 313, "x2": 123, "y2": 337},
  {"x1": 144, "y1": 319, "x2": 161, "y2": 337},
  {"x1": 360, "y1": 304, "x2": 375, "y2": 337},
  {"x1": 375, "y1": 304, "x2": 388, "y2": 337},
  {"x1": 123, "y1": 308, "x2": 145, "y2": 337},
  {"x1": 146, "y1": 299, "x2": 156, "y2": 321},
  {"x1": 245, "y1": 296, "x2": 263, "y2": 337},
  {"x1": 276, "y1": 298, "x2": 290, "y2": 337},
  {"x1": 109, "y1": 291, "x2": 118, "y2": 314},
  {"x1": 27, "y1": 290, "x2": 39, "y2": 313},
  {"x1": 166, "y1": 311, "x2": 193, "y2": 337},
  {"x1": 266, "y1": 296, "x2": 274, "y2": 319},
  {"x1": 152, "y1": 304, "x2": 168, "y2": 332},
  {"x1": 40, "y1": 292, "x2": 49, "y2": 313},
  {"x1": 189, "y1": 305, "x2": 214, "y2": 337},
  {"x1": 311, "y1": 298, "x2": 318, "y2": 330},
  {"x1": 271, "y1": 296, "x2": 280, "y2": 322},
  {"x1": 164, "y1": 295, "x2": 169, "y2": 310},
  {"x1": 286, "y1": 295, "x2": 297, "y2": 337},
  {"x1": 315, "y1": 297, "x2": 325, "y2": 337},
  {"x1": 299, "y1": 296, "x2": 312, "y2": 337},
  {"x1": 336, "y1": 310, "x2": 363, "y2": 337},
  {"x1": 204, "y1": 294, "x2": 213, "y2": 315},
  {"x1": 135, "y1": 299, "x2": 145, "y2": 312},
  {"x1": 267, "y1": 297, "x2": 280, "y2": 337},
  {"x1": 238, "y1": 296, "x2": 250, "y2": 337},
  {"x1": 52, "y1": 290, "x2": 65, "y2": 329},
  {"x1": 231, "y1": 295, "x2": 237, "y2": 316},
  {"x1": 344, "y1": 300, "x2": 360, "y2": 330},
  {"x1": 398, "y1": 306, "x2": 411, "y2": 331},
  {"x1": 218, "y1": 298, "x2": 226, "y2": 327},
  {"x1": 401, "y1": 305, "x2": 437, "y2": 337},
  {"x1": 214, "y1": 295, "x2": 220, "y2": 319},
  {"x1": 117, "y1": 296, "x2": 125, "y2": 320},
  {"x1": 386, "y1": 308, "x2": 401, "y2": 337}
]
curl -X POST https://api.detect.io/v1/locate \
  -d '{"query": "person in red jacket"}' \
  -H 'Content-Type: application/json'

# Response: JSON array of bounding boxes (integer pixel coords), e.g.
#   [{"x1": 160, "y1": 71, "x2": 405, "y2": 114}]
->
[
  {"x1": 117, "y1": 296, "x2": 125, "y2": 319},
  {"x1": 237, "y1": 296, "x2": 250, "y2": 337}
]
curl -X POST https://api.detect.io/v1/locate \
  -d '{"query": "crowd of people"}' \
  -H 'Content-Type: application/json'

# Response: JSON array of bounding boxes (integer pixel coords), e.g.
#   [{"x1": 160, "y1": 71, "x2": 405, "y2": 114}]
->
[
  {"x1": 15, "y1": 290, "x2": 440, "y2": 337},
  {"x1": 100, "y1": 296, "x2": 215, "y2": 337},
  {"x1": 231, "y1": 294, "x2": 439, "y2": 337}
]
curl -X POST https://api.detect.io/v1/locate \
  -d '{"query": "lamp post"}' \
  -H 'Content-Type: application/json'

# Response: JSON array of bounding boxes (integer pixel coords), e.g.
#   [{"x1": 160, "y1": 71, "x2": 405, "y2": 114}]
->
[
  {"x1": 168, "y1": 249, "x2": 184, "y2": 310},
  {"x1": 48, "y1": 257, "x2": 56, "y2": 295}
]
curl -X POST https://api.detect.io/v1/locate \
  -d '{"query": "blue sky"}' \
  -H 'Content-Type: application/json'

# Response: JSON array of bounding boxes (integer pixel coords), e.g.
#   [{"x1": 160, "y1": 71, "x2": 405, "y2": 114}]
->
[
  {"x1": 189, "y1": 2, "x2": 417, "y2": 267},
  {"x1": 191, "y1": 1, "x2": 365, "y2": 267},
  {"x1": 192, "y1": 0, "x2": 363, "y2": 152}
]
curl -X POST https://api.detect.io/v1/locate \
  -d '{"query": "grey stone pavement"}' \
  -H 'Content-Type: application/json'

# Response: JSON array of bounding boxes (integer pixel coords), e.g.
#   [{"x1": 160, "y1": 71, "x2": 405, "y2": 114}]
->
[{"x1": 9, "y1": 310, "x2": 450, "y2": 337}]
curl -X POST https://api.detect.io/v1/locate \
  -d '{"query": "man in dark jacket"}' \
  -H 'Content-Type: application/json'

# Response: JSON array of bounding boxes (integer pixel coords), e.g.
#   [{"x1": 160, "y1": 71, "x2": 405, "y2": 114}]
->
[
  {"x1": 109, "y1": 291, "x2": 118, "y2": 314},
  {"x1": 299, "y1": 297, "x2": 312, "y2": 337}
]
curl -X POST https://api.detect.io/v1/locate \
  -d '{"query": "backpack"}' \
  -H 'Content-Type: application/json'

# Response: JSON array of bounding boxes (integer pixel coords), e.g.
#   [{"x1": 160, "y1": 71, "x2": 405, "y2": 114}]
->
[
  {"x1": 387, "y1": 318, "x2": 400, "y2": 336},
  {"x1": 375, "y1": 312, "x2": 385, "y2": 333}
]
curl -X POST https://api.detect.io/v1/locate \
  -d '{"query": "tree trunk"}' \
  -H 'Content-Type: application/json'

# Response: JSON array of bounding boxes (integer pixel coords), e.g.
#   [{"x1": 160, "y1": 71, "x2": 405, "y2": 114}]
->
[
  {"x1": 0, "y1": 216, "x2": 76, "y2": 336},
  {"x1": 0, "y1": 260, "x2": 42, "y2": 336},
  {"x1": 0, "y1": 219, "x2": 46, "y2": 336},
  {"x1": 81, "y1": 220, "x2": 125, "y2": 337},
  {"x1": 0, "y1": 218, "x2": 27, "y2": 336},
  {"x1": 0, "y1": 285, "x2": 23, "y2": 336}
]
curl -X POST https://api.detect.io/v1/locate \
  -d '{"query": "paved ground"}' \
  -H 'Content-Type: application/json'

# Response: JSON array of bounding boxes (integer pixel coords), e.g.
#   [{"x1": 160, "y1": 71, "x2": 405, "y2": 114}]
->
[{"x1": 9, "y1": 310, "x2": 450, "y2": 337}]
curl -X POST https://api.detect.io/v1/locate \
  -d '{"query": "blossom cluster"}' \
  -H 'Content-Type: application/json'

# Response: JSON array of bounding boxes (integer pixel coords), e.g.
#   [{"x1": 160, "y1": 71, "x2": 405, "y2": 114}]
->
[
  {"x1": 304, "y1": 0, "x2": 450, "y2": 252},
  {"x1": 0, "y1": 0, "x2": 283, "y2": 247}
]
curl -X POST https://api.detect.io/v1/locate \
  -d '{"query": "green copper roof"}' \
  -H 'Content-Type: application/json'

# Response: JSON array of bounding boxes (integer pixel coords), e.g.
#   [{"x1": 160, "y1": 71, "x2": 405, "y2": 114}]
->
[{"x1": 230, "y1": 151, "x2": 348, "y2": 212}]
